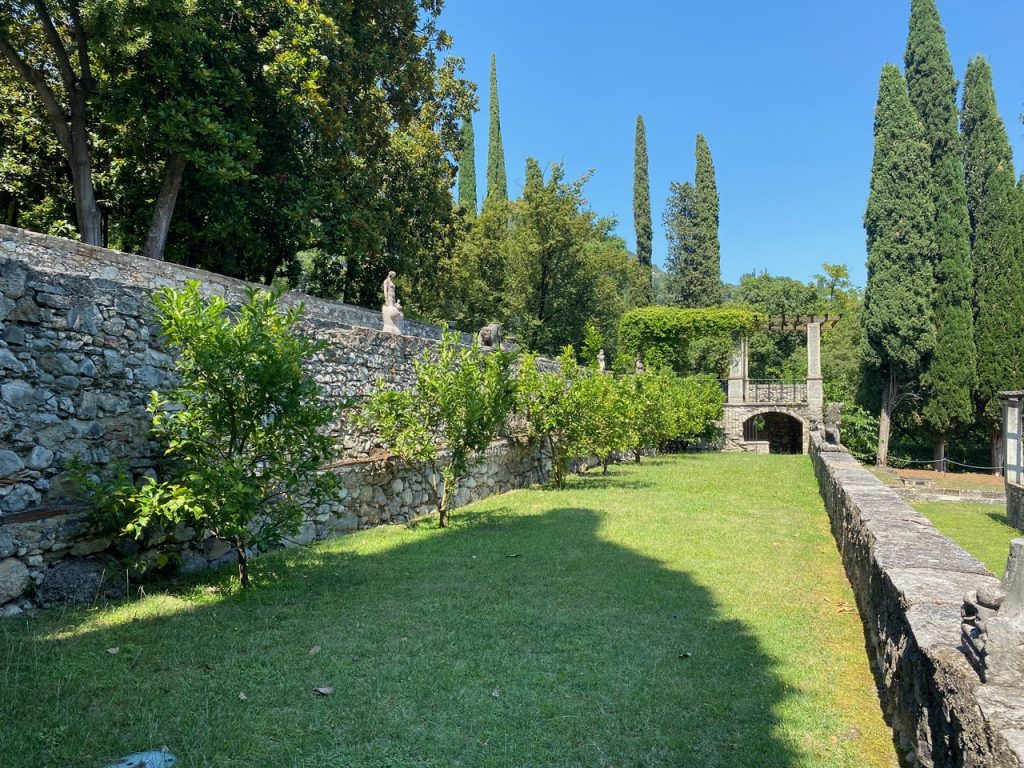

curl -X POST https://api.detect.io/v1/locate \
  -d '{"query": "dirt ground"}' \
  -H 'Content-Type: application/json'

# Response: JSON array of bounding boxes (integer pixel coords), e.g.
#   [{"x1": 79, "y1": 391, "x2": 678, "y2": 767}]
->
[{"x1": 893, "y1": 467, "x2": 1003, "y2": 490}]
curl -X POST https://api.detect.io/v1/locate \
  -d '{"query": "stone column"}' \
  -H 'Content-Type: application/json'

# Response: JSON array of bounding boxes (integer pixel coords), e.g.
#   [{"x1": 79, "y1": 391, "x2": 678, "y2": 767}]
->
[
  {"x1": 728, "y1": 335, "x2": 747, "y2": 404},
  {"x1": 1005, "y1": 398, "x2": 1022, "y2": 485},
  {"x1": 806, "y1": 322, "x2": 823, "y2": 421}
]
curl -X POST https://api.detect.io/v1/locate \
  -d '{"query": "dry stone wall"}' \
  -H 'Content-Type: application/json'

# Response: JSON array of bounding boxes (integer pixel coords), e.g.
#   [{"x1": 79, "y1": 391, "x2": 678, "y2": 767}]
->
[
  {"x1": 810, "y1": 434, "x2": 1024, "y2": 767},
  {"x1": 0, "y1": 225, "x2": 549, "y2": 614}
]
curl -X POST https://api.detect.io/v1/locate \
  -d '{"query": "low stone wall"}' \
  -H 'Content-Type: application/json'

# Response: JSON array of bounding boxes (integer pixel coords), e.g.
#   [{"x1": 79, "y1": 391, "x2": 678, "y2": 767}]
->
[
  {"x1": 1008, "y1": 484, "x2": 1024, "y2": 531},
  {"x1": 0, "y1": 225, "x2": 550, "y2": 615},
  {"x1": 810, "y1": 434, "x2": 1024, "y2": 767}
]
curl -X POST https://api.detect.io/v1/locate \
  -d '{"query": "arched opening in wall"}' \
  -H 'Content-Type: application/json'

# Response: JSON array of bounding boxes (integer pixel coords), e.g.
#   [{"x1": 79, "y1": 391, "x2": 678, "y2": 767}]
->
[{"x1": 743, "y1": 412, "x2": 804, "y2": 455}]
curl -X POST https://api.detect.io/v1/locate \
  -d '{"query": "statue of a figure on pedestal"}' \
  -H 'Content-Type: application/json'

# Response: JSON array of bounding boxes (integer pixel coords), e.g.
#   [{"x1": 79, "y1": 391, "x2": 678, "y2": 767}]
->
[
  {"x1": 597, "y1": 349, "x2": 606, "y2": 373},
  {"x1": 381, "y1": 271, "x2": 404, "y2": 334}
]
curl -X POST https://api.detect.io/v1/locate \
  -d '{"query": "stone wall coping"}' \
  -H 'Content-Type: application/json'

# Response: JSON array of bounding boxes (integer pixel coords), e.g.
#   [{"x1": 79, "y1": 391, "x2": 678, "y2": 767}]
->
[
  {"x1": 0, "y1": 223, "x2": 471, "y2": 343},
  {"x1": 810, "y1": 432, "x2": 1024, "y2": 766}
]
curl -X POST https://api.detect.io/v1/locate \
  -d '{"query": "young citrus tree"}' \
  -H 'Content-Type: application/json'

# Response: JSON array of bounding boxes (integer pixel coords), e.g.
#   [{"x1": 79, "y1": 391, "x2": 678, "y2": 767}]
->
[
  {"x1": 362, "y1": 329, "x2": 515, "y2": 528},
  {"x1": 577, "y1": 372, "x2": 633, "y2": 473},
  {"x1": 514, "y1": 348, "x2": 588, "y2": 488},
  {"x1": 83, "y1": 282, "x2": 342, "y2": 587}
]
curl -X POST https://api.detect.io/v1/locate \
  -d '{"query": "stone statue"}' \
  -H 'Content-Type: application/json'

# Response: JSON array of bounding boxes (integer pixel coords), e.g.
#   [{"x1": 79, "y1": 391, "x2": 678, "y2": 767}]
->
[
  {"x1": 824, "y1": 402, "x2": 843, "y2": 446},
  {"x1": 479, "y1": 323, "x2": 503, "y2": 349},
  {"x1": 382, "y1": 271, "x2": 397, "y2": 307},
  {"x1": 635, "y1": 357, "x2": 645, "y2": 374},
  {"x1": 962, "y1": 539, "x2": 1024, "y2": 684},
  {"x1": 381, "y1": 271, "x2": 403, "y2": 334},
  {"x1": 597, "y1": 349, "x2": 606, "y2": 374}
]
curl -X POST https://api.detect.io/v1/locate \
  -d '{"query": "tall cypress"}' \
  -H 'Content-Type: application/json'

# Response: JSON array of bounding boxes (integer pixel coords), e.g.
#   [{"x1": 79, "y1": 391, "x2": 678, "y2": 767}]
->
[
  {"x1": 862, "y1": 64, "x2": 936, "y2": 468},
  {"x1": 485, "y1": 54, "x2": 508, "y2": 207},
  {"x1": 457, "y1": 113, "x2": 477, "y2": 216},
  {"x1": 962, "y1": 56, "x2": 1024, "y2": 470},
  {"x1": 693, "y1": 134, "x2": 722, "y2": 305},
  {"x1": 632, "y1": 115, "x2": 654, "y2": 303},
  {"x1": 904, "y1": 0, "x2": 976, "y2": 468},
  {"x1": 663, "y1": 181, "x2": 699, "y2": 306}
]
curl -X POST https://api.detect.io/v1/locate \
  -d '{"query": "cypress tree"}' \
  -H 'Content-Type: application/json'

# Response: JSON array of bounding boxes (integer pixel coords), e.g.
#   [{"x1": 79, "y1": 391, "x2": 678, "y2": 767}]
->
[
  {"x1": 663, "y1": 181, "x2": 699, "y2": 306},
  {"x1": 633, "y1": 115, "x2": 654, "y2": 303},
  {"x1": 485, "y1": 54, "x2": 508, "y2": 207},
  {"x1": 457, "y1": 113, "x2": 477, "y2": 216},
  {"x1": 962, "y1": 56, "x2": 1024, "y2": 471},
  {"x1": 862, "y1": 64, "x2": 936, "y2": 467},
  {"x1": 693, "y1": 134, "x2": 722, "y2": 305},
  {"x1": 904, "y1": 0, "x2": 976, "y2": 469}
]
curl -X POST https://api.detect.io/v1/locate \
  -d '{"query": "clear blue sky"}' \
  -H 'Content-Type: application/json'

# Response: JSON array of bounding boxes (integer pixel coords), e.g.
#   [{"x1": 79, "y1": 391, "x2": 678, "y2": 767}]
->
[{"x1": 442, "y1": 1, "x2": 1024, "y2": 289}]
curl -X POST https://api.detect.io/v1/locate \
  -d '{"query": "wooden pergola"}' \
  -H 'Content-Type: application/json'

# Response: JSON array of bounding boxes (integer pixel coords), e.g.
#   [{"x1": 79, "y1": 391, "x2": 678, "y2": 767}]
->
[{"x1": 762, "y1": 315, "x2": 842, "y2": 332}]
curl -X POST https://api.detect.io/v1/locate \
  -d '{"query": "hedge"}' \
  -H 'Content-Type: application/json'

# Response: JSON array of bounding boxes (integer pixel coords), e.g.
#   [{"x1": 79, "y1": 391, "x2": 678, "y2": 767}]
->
[{"x1": 618, "y1": 306, "x2": 764, "y2": 375}]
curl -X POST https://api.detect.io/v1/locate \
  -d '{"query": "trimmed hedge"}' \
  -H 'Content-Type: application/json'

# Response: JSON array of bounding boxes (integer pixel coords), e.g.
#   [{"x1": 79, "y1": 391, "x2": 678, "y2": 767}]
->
[{"x1": 618, "y1": 306, "x2": 763, "y2": 375}]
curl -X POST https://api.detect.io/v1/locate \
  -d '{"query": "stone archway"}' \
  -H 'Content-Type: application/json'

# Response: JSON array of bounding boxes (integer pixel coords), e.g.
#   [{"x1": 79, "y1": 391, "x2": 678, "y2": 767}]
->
[{"x1": 742, "y1": 411, "x2": 805, "y2": 455}]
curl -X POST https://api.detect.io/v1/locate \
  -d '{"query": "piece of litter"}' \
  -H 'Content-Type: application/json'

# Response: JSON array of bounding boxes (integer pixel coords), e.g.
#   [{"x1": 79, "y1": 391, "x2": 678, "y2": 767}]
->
[
  {"x1": 679, "y1": 652, "x2": 692, "y2": 658},
  {"x1": 103, "y1": 748, "x2": 176, "y2": 767},
  {"x1": 505, "y1": 554, "x2": 520, "y2": 558},
  {"x1": 491, "y1": 688, "x2": 502, "y2": 698},
  {"x1": 238, "y1": 691, "x2": 248, "y2": 701},
  {"x1": 313, "y1": 686, "x2": 334, "y2": 696},
  {"x1": 308, "y1": 645, "x2": 321, "y2": 656},
  {"x1": 106, "y1": 647, "x2": 120, "y2": 655}
]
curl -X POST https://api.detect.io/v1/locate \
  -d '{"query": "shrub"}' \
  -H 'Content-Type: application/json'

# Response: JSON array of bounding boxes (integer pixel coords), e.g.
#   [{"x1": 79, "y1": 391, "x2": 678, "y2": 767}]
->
[
  {"x1": 514, "y1": 348, "x2": 589, "y2": 488},
  {"x1": 361, "y1": 329, "x2": 515, "y2": 527},
  {"x1": 82, "y1": 282, "x2": 341, "y2": 587}
]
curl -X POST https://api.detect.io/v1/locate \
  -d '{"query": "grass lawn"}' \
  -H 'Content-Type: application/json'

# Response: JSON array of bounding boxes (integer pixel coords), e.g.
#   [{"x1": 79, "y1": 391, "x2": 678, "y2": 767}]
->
[
  {"x1": 2, "y1": 454, "x2": 897, "y2": 768},
  {"x1": 912, "y1": 500, "x2": 1020, "y2": 576}
]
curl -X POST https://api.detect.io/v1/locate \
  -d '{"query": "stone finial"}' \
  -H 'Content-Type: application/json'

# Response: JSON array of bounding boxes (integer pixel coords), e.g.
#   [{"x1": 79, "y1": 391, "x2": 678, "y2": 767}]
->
[
  {"x1": 478, "y1": 323, "x2": 502, "y2": 349},
  {"x1": 597, "y1": 349, "x2": 606, "y2": 373},
  {"x1": 962, "y1": 539, "x2": 1024, "y2": 684}
]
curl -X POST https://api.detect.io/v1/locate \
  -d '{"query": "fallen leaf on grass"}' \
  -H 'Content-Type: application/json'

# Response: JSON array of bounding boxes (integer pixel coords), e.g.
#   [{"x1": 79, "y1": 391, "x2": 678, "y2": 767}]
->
[
  {"x1": 678, "y1": 652, "x2": 692, "y2": 658},
  {"x1": 106, "y1": 647, "x2": 120, "y2": 655},
  {"x1": 313, "y1": 687, "x2": 334, "y2": 697},
  {"x1": 238, "y1": 691, "x2": 248, "y2": 701},
  {"x1": 308, "y1": 645, "x2": 321, "y2": 656},
  {"x1": 505, "y1": 554, "x2": 520, "y2": 558},
  {"x1": 491, "y1": 688, "x2": 502, "y2": 699}
]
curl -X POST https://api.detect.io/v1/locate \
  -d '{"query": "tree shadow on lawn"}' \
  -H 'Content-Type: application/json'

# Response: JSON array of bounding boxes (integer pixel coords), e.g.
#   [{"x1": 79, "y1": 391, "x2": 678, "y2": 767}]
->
[{"x1": 6, "y1": 507, "x2": 805, "y2": 768}]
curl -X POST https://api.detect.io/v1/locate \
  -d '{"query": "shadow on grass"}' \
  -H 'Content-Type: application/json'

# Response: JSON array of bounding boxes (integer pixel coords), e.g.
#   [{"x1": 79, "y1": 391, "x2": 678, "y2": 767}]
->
[
  {"x1": 4, "y1": 506, "x2": 802, "y2": 768},
  {"x1": 986, "y1": 510, "x2": 1012, "y2": 527}
]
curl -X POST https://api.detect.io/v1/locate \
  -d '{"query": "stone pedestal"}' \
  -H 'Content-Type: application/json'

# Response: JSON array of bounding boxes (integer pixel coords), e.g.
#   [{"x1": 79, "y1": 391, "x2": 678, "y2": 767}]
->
[{"x1": 381, "y1": 304, "x2": 403, "y2": 335}]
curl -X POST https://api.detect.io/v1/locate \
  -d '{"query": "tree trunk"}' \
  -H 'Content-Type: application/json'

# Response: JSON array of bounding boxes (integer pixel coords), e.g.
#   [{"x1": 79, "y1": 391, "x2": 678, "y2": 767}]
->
[
  {"x1": 634, "y1": 447, "x2": 642, "y2": 464},
  {"x1": 933, "y1": 435, "x2": 946, "y2": 473},
  {"x1": 234, "y1": 537, "x2": 250, "y2": 588},
  {"x1": 992, "y1": 427, "x2": 1005, "y2": 477},
  {"x1": 602, "y1": 456, "x2": 609, "y2": 475},
  {"x1": 68, "y1": 91, "x2": 102, "y2": 246},
  {"x1": 143, "y1": 153, "x2": 187, "y2": 261},
  {"x1": 876, "y1": 375, "x2": 894, "y2": 468}
]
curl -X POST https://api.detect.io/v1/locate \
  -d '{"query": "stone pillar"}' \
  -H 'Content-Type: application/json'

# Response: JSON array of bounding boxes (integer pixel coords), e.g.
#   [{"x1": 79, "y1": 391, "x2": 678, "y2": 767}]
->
[
  {"x1": 728, "y1": 336, "x2": 748, "y2": 404},
  {"x1": 1005, "y1": 398, "x2": 1022, "y2": 486},
  {"x1": 806, "y1": 322, "x2": 823, "y2": 421}
]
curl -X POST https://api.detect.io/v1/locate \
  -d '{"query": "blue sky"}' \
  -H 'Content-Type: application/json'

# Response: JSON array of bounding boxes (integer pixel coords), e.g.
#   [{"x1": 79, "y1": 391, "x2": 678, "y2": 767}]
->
[{"x1": 441, "y1": 1, "x2": 1024, "y2": 289}]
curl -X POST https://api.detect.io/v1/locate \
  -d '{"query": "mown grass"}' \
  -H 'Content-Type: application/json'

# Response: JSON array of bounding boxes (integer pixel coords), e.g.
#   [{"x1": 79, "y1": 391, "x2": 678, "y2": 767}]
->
[
  {"x1": 1, "y1": 454, "x2": 897, "y2": 767},
  {"x1": 912, "y1": 500, "x2": 1019, "y2": 576}
]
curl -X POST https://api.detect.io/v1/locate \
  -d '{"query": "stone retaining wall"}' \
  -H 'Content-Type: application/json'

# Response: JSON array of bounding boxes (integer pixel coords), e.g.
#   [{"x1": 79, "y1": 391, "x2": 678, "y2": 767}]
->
[
  {"x1": 810, "y1": 433, "x2": 1024, "y2": 767},
  {"x1": 0, "y1": 226, "x2": 550, "y2": 614}
]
